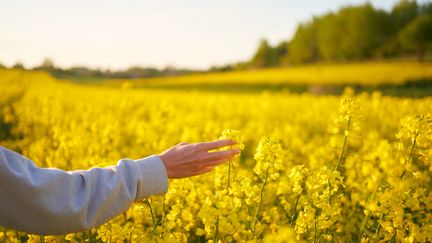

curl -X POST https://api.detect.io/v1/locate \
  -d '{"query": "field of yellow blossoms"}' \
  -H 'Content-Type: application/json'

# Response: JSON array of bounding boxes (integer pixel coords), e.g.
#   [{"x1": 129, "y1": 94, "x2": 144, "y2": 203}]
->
[{"x1": 0, "y1": 69, "x2": 431, "y2": 242}]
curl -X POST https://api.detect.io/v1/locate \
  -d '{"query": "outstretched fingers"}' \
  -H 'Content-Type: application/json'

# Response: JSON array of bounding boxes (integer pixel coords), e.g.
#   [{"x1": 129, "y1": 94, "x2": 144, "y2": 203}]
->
[
  {"x1": 195, "y1": 158, "x2": 231, "y2": 174},
  {"x1": 206, "y1": 157, "x2": 235, "y2": 167},
  {"x1": 204, "y1": 149, "x2": 240, "y2": 161},
  {"x1": 159, "y1": 139, "x2": 241, "y2": 178},
  {"x1": 195, "y1": 139, "x2": 236, "y2": 151},
  {"x1": 196, "y1": 152, "x2": 238, "y2": 171},
  {"x1": 194, "y1": 166, "x2": 214, "y2": 176}
]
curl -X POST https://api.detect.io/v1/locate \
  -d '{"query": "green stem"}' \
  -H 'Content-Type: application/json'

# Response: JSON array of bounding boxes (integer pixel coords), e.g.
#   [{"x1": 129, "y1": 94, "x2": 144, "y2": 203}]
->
[
  {"x1": 328, "y1": 179, "x2": 332, "y2": 205},
  {"x1": 253, "y1": 166, "x2": 270, "y2": 235},
  {"x1": 144, "y1": 199, "x2": 157, "y2": 230},
  {"x1": 335, "y1": 116, "x2": 351, "y2": 171},
  {"x1": 290, "y1": 194, "x2": 301, "y2": 226},
  {"x1": 358, "y1": 188, "x2": 378, "y2": 241},
  {"x1": 226, "y1": 162, "x2": 231, "y2": 189},
  {"x1": 313, "y1": 218, "x2": 318, "y2": 243},
  {"x1": 213, "y1": 216, "x2": 220, "y2": 243},
  {"x1": 129, "y1": 228, "x2": 133, "y2": 242},
  {"x1": 162, "y1": 196, "x2": 166, "y2": 225},
  {"x1": 358, "y1": 215, "x2": 369, "y2": 243},
  {"x1": 390, "y1": 231, "x2": 397, "y2": 243},
  {"x1": 400, "y1": 131, "x2": 419, "y2": 179},
  {"x1": 374, "y1": 223, "x2": 381, "y2": 240}
]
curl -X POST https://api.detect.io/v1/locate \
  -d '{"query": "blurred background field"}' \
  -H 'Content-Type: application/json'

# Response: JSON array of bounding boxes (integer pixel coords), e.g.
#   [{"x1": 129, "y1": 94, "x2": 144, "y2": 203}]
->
[
  {"x1": 3, "y1": 60, "x2": 432, "y2": 96},
  {"x1": 105, "y1": 60, "x2": 432, "y2": 96}
]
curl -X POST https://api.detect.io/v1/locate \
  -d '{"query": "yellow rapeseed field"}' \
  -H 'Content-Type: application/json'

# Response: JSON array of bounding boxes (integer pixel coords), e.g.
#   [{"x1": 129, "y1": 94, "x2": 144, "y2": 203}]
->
[
  {"x1": 0, "y1": 68, "x2": 431, "y2": 242},
  {"x1": 109, "y1": 61, "x2": 432, "y2": 88}
]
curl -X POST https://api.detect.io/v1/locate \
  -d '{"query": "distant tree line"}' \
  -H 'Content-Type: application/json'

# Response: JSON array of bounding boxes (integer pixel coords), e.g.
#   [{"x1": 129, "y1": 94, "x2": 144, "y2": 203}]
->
[
  {"x1": 32, "y1": 58, "x2": 198, "y2": 80},
  {"x1": 1, "y1": 58, "x2": 199, "y2": 80},
  {"x1": 244, "y1": 0, "x2": 432, "y2": 68}
]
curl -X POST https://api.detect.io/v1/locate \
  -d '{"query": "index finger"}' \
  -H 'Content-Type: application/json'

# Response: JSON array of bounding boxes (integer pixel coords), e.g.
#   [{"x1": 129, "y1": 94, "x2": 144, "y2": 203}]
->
[{"x1": 196, "y1": 139, "x2": 236, "y2": 151}]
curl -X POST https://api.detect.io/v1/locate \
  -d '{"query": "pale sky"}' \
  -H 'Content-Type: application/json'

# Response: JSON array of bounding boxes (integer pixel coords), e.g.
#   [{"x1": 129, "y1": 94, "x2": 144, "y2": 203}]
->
[{"x1": 0, "y1": 0, "x2": 422, "y2": 70}]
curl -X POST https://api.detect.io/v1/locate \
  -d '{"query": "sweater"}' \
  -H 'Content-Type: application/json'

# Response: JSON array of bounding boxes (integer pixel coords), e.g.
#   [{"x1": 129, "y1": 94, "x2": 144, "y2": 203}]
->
[{"x1": 0, "y1": 146, "x2": 168, "y2": 235}]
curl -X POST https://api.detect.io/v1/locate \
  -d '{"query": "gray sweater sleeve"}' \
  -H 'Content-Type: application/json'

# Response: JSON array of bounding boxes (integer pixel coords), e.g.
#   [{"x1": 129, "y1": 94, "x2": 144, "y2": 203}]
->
[{"x1": 0, "y1": 146, "x2": 168, "y2": 235}]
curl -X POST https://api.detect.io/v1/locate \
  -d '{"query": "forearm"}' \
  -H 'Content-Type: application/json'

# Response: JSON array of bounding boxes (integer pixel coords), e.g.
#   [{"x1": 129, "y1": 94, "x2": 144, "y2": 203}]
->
[{"x1": 0, "y1": 146, "x2": 168, "y2": 235}]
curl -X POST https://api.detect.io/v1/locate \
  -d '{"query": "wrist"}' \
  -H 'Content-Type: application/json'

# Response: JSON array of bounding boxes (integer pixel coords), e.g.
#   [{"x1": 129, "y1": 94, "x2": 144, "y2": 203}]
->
[
  {"x1": 157, "y1": 154, "x2": 171, "y2": 178},
  {"x1": 132, "y1": 155, "x2": 169, "y2": 198}
]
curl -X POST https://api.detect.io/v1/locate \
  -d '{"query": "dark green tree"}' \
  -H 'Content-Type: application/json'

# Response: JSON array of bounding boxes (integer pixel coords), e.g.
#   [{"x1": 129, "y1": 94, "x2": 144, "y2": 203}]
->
[
  {"x1": 399, "y1": 14, "x2": 432, "y2": 61},
  {"x1": 317, "y1": 4, "x2": 393, "y2": 60},
  {"x1": 250, "y1": 39, "x2": 276, "y2": 68},
  {"x1": 289, "y1": 21, "x2": 319, "y2": 64},
  {"x1": 420, "y1": 1, "x2": 432, "y2": 15},
  {"x1": 274, "y1": 41, "x2": 289, "y2": 65},
  {"x1": 315, "y1": 13, "x2": 340, "y2": 61},
  {"x1": 392, "y1": 0, "x2": 419, "y2": 29},
  {"x1": 12, "y1": 62, "x2": 25, "y2": 70},
  {"x1": 243, "y1": 0, "x2": 432, "y2": 67},
  {"x1": 37, "y1": 58, "x2": 56, "y2": 71}
]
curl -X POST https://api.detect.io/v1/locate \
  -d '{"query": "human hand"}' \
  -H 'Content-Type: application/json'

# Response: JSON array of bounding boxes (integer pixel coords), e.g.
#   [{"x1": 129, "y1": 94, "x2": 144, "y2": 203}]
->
[{"x1": 158, "y1": 139, "x2": 240, "y2": 179}]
